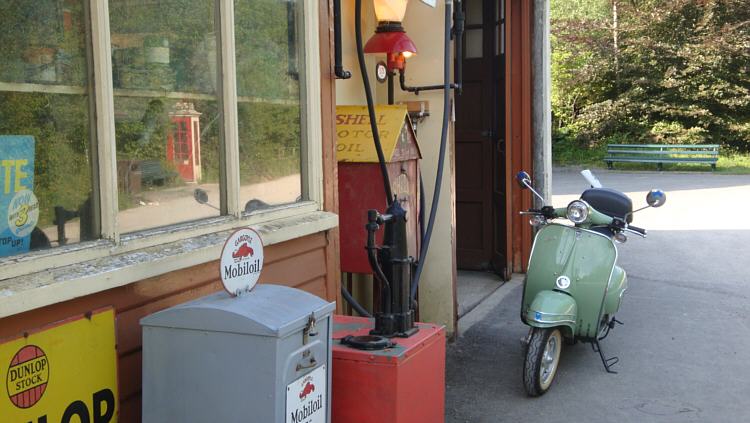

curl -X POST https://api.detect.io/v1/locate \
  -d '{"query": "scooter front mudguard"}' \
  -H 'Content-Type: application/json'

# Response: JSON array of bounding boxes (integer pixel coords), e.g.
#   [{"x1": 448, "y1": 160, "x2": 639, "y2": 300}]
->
[
  {"x1": 522, "y1": 224, "x2": 617, "y2": 339},
  {"x1": 525, "y1": 290, "x2": 578, "y2": 337}
]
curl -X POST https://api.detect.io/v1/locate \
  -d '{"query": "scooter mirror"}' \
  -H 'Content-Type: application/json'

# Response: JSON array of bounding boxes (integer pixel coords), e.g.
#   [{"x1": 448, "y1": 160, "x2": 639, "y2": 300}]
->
[
  {"x1": 646, "y1": 189, "x2": 666, "y2": 208},
  {"x1": 516, "y1": 171, "x2": 531, "y2": 189},
  {"x1": 194, "y1": 188, "x2": 209, "y2": 205}
]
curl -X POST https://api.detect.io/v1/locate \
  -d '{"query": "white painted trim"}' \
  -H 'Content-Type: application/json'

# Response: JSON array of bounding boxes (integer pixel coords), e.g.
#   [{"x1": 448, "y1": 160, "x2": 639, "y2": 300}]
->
[
  {"x1": 0, "y1": 202, "x2": 319, "y2": 281},
  {"x1": 0, "y1": 82, "x2": 86, "y2": 95},
  {"x1": 301, "y1": 0, "x2": 324, "y2": 206},
  {"x1": 89, "y1": 0, "x2": 119, "y2": 242},
  {"x1": 0, "y1": 211, "x2": 338, "y2": 319},
  {"x1": 218, "y1": 0, "x2": 242, "y2": 217}
]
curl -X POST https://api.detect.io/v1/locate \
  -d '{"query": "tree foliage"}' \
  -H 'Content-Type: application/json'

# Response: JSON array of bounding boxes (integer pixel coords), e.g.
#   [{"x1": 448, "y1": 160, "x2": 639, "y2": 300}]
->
[{"x1": 552, "y1": 0, "x2": 750, "y2": 151}]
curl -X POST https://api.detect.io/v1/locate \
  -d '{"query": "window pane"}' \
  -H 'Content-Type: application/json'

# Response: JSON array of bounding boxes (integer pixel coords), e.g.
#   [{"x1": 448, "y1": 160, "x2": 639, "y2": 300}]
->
[
  {"x1": 0, "y1": 1, "x2": 95, "y2": 258},
  {"x1": 235, "y1": 0, "x2": 303, "y2": 213},
  {"x1": 109, "y1": 0, "x2": 223, "y2": 233},
  {"x1": 465, "y1": 0, "x2": 483, "y2": 25},
  {"x1": 465, "y1": 28, "x2": 483, "y2": 59}
]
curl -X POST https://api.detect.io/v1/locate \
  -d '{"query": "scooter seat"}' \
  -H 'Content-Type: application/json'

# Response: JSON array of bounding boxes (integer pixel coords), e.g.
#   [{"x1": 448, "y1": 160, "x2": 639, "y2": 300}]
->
[{"x1": 581, "y1": 188, "x2": 633, "y2": 223}]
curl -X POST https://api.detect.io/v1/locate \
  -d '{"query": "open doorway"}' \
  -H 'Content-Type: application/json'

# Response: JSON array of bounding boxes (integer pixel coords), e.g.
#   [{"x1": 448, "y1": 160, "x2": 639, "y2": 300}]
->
[{"x1": 455, "y1": 0, "x2": 507, "y2": 279}]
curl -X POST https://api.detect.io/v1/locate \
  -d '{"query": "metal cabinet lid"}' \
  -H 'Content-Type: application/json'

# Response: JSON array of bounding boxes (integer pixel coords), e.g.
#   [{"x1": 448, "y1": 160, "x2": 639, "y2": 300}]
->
[{"x1": 140, "y1": 284, "x2": 335, "y2": 338}]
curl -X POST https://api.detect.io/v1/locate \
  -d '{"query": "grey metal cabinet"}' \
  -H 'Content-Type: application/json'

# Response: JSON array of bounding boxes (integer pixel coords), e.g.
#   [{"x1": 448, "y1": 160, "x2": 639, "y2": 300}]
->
[{"x1": 141, "y1": 284, "x2": 335, "y2": 423}]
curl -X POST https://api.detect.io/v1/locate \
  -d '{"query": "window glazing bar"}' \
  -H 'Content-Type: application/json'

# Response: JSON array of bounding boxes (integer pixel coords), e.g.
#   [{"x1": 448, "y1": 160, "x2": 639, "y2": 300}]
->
[
  {"x1": 89, "y1": 0, "x2": 120, "y2": 242},
  {"x1": 217, "y1": 0, "x2": 241, "y2": 217}
]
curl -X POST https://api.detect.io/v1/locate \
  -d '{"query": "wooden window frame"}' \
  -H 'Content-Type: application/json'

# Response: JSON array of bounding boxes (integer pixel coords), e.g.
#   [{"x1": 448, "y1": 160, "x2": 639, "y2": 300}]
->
[{"x1": 0, "y1": 0, "x2": 333, "y2": 298}]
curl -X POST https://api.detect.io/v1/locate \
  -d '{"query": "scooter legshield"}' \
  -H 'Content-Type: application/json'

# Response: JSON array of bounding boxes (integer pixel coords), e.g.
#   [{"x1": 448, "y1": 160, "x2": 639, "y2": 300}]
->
[{"x1": 522, "y1": 224, "x2": 617, "y2": 339}]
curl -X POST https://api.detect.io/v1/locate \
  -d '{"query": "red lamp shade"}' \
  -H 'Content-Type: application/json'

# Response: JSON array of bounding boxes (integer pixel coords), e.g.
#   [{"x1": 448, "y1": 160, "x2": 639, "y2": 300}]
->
[{"x1": 364, "y1": 31, "x2": 417, "y2": 70}]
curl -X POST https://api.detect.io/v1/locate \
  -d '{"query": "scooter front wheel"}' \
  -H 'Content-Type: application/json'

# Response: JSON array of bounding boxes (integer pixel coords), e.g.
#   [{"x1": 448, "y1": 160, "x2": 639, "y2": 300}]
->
[{"x1": 523, "y1": 327, "x2": 562, "y2": 396}]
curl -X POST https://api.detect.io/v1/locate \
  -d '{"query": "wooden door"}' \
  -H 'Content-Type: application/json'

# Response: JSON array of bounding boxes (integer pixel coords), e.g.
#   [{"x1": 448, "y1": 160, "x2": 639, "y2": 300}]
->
[{"x1": 455, "y1": 0, "x2": 506, "y2": 275}]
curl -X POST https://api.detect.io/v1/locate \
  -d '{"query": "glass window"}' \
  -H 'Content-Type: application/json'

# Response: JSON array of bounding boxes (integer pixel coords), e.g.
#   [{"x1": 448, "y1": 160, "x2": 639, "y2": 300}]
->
[
  {"x1": 465, "y1": 0, "x2": 483, "y2": 26},
  {"x1": 0, "y1": 1, "x2": 96, "y2": 258},
  {"x1": 465, "y1": 28, "x2": 484, "y2": 59},
  {"x1": 235, "y1": 0, "x2": 303, "y2": 213},
  {"x1": 109, "y1": 0, "x2": 223, "y2": 233}
]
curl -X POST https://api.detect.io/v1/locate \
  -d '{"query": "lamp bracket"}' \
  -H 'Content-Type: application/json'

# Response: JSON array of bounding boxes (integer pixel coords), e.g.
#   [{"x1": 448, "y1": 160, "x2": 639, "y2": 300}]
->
[{"x1": 376, "y1": 21, "x2": 406, "y2": 33}]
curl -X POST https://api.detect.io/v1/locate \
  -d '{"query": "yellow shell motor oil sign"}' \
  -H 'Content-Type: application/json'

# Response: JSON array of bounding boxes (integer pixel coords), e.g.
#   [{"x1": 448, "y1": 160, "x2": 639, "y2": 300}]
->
[
  {"x1": 336, "y1": 105, "x2": 409, "y2": 163},
  {"x1": 0, "y1": 308, "x2": 118, "y2": 422}
]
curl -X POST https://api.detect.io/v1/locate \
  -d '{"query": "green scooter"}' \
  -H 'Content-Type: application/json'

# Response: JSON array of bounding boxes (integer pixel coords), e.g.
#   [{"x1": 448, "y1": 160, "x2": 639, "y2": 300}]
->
[{"x1": 517, "y1": 170, "x2": 666, "y2": 396}]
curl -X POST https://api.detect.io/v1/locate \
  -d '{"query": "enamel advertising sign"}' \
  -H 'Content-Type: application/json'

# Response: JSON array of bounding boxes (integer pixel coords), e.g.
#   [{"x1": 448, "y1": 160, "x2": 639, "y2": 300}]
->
[
  {"x1": 0, "y1": 135, "x2": 37, "y2": 257},
  {"x1": 220, "y1": 228, "x2": 264, "y2": 296},
  {"x1": 0, "y1": 308, "x2": 118, "y2": 422},
  {"x1": 286, "y1": 364, "x2": 326, "y2": 423}
]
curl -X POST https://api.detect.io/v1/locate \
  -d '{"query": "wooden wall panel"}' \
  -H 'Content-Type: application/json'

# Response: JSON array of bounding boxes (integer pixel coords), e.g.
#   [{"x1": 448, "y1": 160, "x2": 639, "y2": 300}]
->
[
  {"x1": 0, "y1": 233, "x2": 334, "y2": 420},
  {"x1": 505, "y1": 0, "x2": 534, "y2": 273},
  {"x1": 319, "y1": 0, "x2": 342, "y2": 312}
]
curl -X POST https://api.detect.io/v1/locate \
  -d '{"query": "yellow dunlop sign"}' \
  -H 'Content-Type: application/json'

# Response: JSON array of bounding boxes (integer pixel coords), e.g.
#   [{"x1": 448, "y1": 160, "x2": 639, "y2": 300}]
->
[
  {"x1": 1, "y1": 308, "x2": 118, "y2": 423},
  {"x1": 336, "y1": 105, "x2": 409, "y2": 162}
]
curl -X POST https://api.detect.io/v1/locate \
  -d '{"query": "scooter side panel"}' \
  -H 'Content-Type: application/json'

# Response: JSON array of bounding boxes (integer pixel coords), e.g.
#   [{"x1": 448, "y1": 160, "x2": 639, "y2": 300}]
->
[{"x1": 522, "y1": 224, "x2": 617, "y2": 339}]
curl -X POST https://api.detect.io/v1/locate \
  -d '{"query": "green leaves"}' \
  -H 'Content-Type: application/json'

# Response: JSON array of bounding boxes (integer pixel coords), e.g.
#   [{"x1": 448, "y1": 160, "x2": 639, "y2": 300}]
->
[{"x1": 553, "y1": 0, "x2": 750, "y2": 150}]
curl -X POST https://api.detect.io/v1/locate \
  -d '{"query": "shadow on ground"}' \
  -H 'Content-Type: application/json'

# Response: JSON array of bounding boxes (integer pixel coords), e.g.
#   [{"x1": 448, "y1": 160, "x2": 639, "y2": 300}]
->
[{"x1": 446, "y1": 230, "x2": 750, "y2": 423}]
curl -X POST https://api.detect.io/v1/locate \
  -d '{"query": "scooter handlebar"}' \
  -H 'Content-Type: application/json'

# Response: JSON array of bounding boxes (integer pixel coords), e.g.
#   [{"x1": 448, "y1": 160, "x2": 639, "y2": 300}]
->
[{"x1": 625, "y1": 225, "x2": 647, "y2": 236}]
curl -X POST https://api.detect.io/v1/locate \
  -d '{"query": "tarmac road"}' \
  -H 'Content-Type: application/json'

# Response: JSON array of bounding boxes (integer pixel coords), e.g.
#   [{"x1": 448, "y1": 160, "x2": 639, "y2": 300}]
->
[{"x1": 446, "y1": 168, "x2": 750, "y2": 422}]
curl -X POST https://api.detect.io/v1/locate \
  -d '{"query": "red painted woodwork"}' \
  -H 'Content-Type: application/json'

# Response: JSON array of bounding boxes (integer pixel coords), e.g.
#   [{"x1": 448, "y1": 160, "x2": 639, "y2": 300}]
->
[
  {"x1": 505, "y1": 0, "x2": 534, "y2": 273},
  {"x1": 331, "y1": 315, "x2": 445, "y2": 423}
]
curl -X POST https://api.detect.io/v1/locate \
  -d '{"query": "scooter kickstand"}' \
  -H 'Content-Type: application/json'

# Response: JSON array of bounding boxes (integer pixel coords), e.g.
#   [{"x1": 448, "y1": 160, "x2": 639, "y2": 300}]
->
[{"x1": 591, "y1": 340, "x2": 619, "y2": 374}]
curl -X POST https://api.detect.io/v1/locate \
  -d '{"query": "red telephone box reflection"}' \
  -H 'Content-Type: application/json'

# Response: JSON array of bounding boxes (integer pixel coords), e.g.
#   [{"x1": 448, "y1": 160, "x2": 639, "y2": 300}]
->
[{"x1": 167, "y1": 102, "x2": 202, "y2": 182}]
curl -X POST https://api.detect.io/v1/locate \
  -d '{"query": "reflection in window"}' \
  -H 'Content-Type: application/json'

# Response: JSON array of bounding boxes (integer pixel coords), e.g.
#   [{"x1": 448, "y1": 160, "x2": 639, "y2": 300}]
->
[
  {"x1": 109, "y1": 0, "x2": 222, "y2": 233},
  {"x1": 0, "y1": 1, "x2": 95, "y2": 258},
  {"x1": 235, "y1": 0, "x2": 303, "y2": 213}
]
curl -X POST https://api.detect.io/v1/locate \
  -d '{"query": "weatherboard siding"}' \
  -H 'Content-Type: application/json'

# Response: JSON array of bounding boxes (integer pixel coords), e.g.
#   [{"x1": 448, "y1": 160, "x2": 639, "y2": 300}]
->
[{"x1": 0, "y1": 232, "x2": 336, "y2": 421}]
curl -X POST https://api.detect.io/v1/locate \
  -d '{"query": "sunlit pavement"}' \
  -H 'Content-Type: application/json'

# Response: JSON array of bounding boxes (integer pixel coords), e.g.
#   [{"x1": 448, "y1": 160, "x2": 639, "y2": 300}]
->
[{"x1": 446, "y1": 168, "x2": 750, "y2": 422}]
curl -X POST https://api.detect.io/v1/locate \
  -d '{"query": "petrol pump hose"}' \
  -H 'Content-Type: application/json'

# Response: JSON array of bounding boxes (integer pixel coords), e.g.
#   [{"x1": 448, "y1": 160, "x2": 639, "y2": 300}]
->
[
  {"x1": 339, "y1": 0, "x2": 392, "y2": 319},
  {"x1": 341, "y1": 0, "x2": 455, "y2": 316}
]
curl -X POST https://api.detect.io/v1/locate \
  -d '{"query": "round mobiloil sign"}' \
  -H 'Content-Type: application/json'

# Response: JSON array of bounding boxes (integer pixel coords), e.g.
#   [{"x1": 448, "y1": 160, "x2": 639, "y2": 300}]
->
[{"x1": 220, "y1": 228, "x2": 264, "y2": 296}]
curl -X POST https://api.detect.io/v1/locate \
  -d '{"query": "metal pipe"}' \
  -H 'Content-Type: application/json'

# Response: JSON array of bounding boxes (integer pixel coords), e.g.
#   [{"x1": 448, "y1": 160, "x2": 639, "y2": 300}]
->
[
  {"x1": 367, "y1": 210, "x2": 392, "y2": 314},
  {"x1": 454, "y1": 0, "x2": 464, "y2": 95},
  {"x1": 388, "y1": 71, "x2": 395, "y2": 105},
  {"x1": 333, "y1": 0, "x2": 352, "y2": 79},
  {"x1": 399, "y1": 69, "x2": 460, "y2": 95}
]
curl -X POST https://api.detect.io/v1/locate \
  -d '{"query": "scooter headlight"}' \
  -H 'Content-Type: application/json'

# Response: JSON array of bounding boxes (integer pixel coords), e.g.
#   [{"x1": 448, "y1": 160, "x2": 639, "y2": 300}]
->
[{"x1": 567, "y1": 200, "x2": 590, "y2": 224}]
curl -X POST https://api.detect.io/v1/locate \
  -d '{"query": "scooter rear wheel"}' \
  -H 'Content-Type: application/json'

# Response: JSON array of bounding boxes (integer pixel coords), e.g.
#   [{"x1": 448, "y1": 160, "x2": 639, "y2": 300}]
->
[{"x1": 523, "y1": 327, "x2": 562, "y2": 396}]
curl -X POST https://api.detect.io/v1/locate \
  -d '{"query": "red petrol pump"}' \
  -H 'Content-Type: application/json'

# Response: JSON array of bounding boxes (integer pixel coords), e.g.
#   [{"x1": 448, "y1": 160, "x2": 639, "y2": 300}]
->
[
  {"x1": 337, "y1": 105, "x2": 421, "y2": 275},
  {"x1": 331, "y1": 0, "x2": 464, "y2": 422},
  {"x1": 333, "y1": 105, "x2": 446, "y2": 421}
]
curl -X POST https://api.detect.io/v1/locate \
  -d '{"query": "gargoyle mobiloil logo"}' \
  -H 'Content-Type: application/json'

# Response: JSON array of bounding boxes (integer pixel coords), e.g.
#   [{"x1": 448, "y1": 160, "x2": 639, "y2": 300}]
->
[
  {"x1": 6, "y1": 345, "x2": 49, "y2": 408},
  {"x1": 220, "y1": 228, "x2": 264, "y2": 296}
]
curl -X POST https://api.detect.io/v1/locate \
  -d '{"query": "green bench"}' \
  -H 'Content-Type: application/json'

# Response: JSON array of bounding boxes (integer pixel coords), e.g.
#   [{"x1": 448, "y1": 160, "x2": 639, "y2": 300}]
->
[
  {"x1": 140, "y1": 159, "x2": 177, "y2": 185},
  {"x1": 604, "y1": 144, "x2": 720, "y2": 171}
]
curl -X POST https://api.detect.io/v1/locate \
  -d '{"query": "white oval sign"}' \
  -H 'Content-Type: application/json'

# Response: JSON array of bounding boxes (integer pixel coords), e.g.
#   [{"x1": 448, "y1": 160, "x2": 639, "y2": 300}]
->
[
  {"x1": 556, "y1": 275, "x2": 571, "y2": 290},
  {"x1": 220, "y1": 228, "x2": 264, "y2": 296}
]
